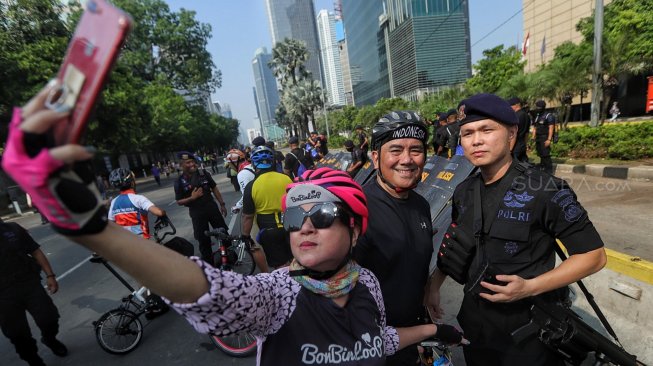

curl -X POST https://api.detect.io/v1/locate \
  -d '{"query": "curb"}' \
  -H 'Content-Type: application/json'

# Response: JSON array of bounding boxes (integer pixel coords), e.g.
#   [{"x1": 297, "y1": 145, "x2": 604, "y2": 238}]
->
[{"x1": 554, "y1": 163, "x2": 653, "y2": 181}]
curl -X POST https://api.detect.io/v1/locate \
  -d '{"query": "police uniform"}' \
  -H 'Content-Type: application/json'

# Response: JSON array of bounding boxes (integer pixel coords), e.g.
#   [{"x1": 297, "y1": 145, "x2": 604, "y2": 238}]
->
[
  {"x1": 533, "y1": 102, "x2": 556, "y2": 174},
  {"x1": 174, "y1": 166, "x2": 227, "y2": 263},
  {"x1": 439, "y1": 94, "x2": 605, "y2": 366},
  {"x1": 0, "y1": 222, "x2": 62, "y2": 365}
]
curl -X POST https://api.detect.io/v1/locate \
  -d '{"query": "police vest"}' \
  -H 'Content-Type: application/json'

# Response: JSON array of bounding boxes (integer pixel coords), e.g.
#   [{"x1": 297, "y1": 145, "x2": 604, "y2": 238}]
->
[{"x1": 454, "y1": 162, "x2": 561, "y2": 281}]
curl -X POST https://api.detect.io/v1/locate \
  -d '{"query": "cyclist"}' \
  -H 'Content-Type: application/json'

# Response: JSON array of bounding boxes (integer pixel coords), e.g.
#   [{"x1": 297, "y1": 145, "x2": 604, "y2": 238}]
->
[
  {"x1": 241, "y1": 146, "x2": 293, "y2": 272},
  {"x1": 230, "y1": 154, "x2": 255, "y2": 214},
  {"x1": 107, "y1": 168, "x2": 169, "y2": 318},
  {"x1": 108, "y1": 168, "x2": 166, "y2": 239},
  {"x1": 353, "y1": 111, "x2": 437, "y2": 365}
]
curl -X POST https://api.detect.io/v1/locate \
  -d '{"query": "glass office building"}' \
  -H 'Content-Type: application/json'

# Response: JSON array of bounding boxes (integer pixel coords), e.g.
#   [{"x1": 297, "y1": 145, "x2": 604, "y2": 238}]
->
[
  {"x1": 386, "y1": 0, "x2": 472, "y2": 100},
  {"x1": 265, "y1": 0, "x2": 323, "y2": 82},
  {"x1": 341, "y1": 0, "x2": 391, "y2": 106},
  {"x1": 252, "y1": 47, "x2": 282, "y2": 141}
]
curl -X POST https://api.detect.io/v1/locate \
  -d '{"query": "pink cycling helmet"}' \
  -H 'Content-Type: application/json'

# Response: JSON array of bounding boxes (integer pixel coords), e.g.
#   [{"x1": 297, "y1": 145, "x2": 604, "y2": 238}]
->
[{"x1": 282, "y1": 167, "x2": 368, "y2": 234}]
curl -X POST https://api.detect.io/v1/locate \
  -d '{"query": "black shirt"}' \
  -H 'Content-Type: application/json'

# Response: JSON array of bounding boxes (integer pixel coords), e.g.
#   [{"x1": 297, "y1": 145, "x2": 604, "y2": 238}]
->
[
  {"x1": 354, "y1": 180, "x2": 433, "y2": 327},
  {"x1": 0, "y1": 222, "x2": 41, "y2": 286},
  {"x1": 515, "y1": 109, "x2": 531, "y2": 144},
  {"x1": 174, "y1": 169, "x2": 219, "y2": 216},
  {"x1": 533, "y1": 111, "x2": 555, "y2": 137},
  {"x1": 284, "y1": 148, "x2": 314, "y2": 178},
  {"x1": 318, "y1": 136, "x2": 329, "y2": 156}
]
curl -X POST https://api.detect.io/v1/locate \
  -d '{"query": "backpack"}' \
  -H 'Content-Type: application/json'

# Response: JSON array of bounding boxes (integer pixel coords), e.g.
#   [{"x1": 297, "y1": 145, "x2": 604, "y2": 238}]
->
[{"x1": 289, "y1": 151, "x2": 309, "y2": 178}]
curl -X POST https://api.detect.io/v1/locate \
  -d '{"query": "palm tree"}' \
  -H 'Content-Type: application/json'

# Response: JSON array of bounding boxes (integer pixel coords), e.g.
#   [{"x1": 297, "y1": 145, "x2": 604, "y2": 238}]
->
[{"x1": 268, "y1": 38, "x2": 310, "y2": 87}]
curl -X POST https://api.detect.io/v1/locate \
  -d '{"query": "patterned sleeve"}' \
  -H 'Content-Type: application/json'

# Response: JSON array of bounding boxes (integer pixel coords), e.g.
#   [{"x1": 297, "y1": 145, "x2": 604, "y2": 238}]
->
[
  {"x1": 165, "y1": 259, "x2": 301, "y2": 337},
  {"x1": 358, "y1": 268, "x2": 400, "y2": 356}
]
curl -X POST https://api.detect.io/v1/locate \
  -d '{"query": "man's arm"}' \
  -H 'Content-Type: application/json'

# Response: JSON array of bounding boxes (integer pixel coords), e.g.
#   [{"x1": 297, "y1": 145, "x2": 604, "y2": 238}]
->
[
  {"x1": 242, "y1": 213, "x2": 255, "y2": 237},
  {"x1": 148, "y1": 205, "x2": 166, "y2": 217},
  {"x1": 211, "y1": 185, "x2": 227, "y2": 216},
  {"x1": 31, "y1": 248, "x2": 58, "y2": 294},
  {"x1": 545, "y1": 124, "x2": 554, "y2": 147},
  {"x1": 176, "y1": 188, "x2": 203, "y2": 206},
  {"x1": 479, "y1": 247, "x2": 606, "y2": 303},
  {"x1": 425, "y1": 268, "x2": 448, "y2": 319}
]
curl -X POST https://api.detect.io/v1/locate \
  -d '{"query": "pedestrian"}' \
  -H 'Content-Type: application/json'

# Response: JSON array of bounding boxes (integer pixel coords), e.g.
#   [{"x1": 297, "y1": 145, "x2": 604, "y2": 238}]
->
[
  {"x1": 0, "y1": 220, "x2": 68, "y2": 366},
  {"x1": 265, "y1": 140, "x2": 285, "y2": 173},
  {"x1": 507, "y1": 97, "x2": 531, "y2": 163},
  {"x1": 151, "y1": 164, "x2": 161, "y2": 186},
  {"x1": 353, "y1": 110, "x2": 436, "y2": 365},
  {"x1": 224, "y1": 149, "x2": 243, "y2": 191},
  {"x1": 432, "y1": 93, "x2": 607, "y2": 365},
  {"x1": 531, "y1": 100, "x2": 556, "y2": 174},
  {"x1": 354, "y1": 125, "x2": 369, "y2": 158},
  {"x1": 174, "y1": 151, "x2": 228, "y2": 263},
  {"x1": 318, "y1": 131, "x2": 329, "y2": 157},
  {"x1": 609, "y1": 101, "x2": 620, "y2": 122}
]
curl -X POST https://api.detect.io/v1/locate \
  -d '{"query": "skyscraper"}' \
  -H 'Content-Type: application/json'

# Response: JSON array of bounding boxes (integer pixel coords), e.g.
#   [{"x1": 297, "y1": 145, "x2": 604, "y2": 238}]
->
[
  {"x1": 385, "y1": 0, "x2": 472, "y2": 100},
  {"x1": 265, "y1": 0, "x2": 323, "y2": 82},
  {"x1": 316, "y1": 9, "x2": 345, "y2": 107},
  {"x1": 252, "y1": 47, "x2": 282, "y2": 141},
  {"x1": 340, "y1": 0, "x2": 391, "y2": 106}
]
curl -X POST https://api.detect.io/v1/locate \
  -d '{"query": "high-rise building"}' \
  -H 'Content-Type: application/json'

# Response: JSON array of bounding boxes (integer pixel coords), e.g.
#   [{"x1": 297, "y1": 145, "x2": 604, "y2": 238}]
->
[
  {"x1": 340, "y1": 0, "x2": 391, "y2": 106},
  {"x1": 252, "y1": 47, "x2": 281, "y2": 140},
  {"x1": 384, "y1": 0, "x2": 472, "y2": 101},
  {"x1": 338, "y1": 39, "x2": 355, "y2": 106},
  {"x1": 316, "y1": 9, "x2": 345, "y2": 107},
  {"x1": 265, "y1": 0, "x2": 323, "y2": 82}
]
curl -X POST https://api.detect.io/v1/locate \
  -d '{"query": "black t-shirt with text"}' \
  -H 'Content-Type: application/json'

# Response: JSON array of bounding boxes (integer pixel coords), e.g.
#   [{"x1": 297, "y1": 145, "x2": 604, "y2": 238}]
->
[{"x1": 174, "y1": 169, "x2": 219, "y2": 215}]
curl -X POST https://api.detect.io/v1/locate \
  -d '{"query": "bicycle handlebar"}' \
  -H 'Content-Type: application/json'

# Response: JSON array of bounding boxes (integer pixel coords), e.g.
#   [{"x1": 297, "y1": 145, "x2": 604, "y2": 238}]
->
[
  {"x1": 204, "y1": 228, "x2": 228, "y2": 238},
  {"x1": 154, "y1": 216, "x2": 176, "y2": 243}
]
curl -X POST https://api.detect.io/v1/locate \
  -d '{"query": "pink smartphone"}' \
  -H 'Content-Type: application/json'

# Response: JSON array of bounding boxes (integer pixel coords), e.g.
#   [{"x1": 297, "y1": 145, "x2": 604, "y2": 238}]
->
[{"x1": 46, "y1": 0, "x2": 132, "y2": 145}]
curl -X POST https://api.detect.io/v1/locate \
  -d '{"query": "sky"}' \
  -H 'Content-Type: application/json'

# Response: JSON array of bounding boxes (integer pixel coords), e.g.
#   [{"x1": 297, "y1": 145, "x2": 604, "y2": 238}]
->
[{"x1": 164, "y1": 0, "x2": 524, "y2": 131}]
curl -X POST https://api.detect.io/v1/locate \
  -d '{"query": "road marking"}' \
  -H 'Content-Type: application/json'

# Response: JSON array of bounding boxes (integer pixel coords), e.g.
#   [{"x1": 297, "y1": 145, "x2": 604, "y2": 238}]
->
[{"x1": 55, "y1": 254, "x2": 93, "y2": 282}]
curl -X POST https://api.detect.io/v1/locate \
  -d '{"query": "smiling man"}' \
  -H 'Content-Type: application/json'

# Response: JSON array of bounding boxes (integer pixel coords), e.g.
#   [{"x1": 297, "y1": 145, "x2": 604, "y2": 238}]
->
[
  {"x1": 353, "y1": 111, "x2": 436, "y2": 366},
  {"x1": 431, "y1": 94, "x2": 606, "y2": 365}
]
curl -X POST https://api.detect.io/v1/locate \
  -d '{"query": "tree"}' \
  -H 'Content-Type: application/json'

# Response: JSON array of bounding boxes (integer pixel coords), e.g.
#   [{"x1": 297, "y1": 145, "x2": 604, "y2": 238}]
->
[
  {"x1": 268, "y1": 38, "x2": 310, "y2": 87},
  {"x1": 465, "y1": 45, "x2": 525, "y2": 94}
]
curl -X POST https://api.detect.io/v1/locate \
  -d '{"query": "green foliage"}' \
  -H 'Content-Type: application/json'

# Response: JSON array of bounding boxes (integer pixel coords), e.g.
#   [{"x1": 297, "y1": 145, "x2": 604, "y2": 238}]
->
[
  {"x1": 465, "y1": 45, "x2": 525, "y2": 94},
  {"x1": 552, "y1": 122, "x2": 653, "y2": 160},
  {"x1": 0, "y1": 0, "x2": 234, "y2": 154}
]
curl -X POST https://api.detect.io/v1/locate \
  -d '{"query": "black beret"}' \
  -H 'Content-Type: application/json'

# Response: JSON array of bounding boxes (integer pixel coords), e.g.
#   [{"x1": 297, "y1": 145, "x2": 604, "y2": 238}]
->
[
  {"x1": 506, "y1": 97, "x2": 521, "y2": 106},
  {"x1": 446, "y1": 109, "x2": 458, "y2": 117},
  {"x1": 344, "y1": 140, "x2": 354, "y2": 148},
  {"x1": 438, "y1": 112, "x2": 448, "y2": 121},
  {"x1": 535, "y1": 100, "x2": 546, "y2": 108},
  {"x1": 252, "y1": 136, "x2": 266, "y2": 147},
  {"x1": 177, "y1": 151, "x2": 195, "y2": 160},
  {"x1": 458, "y1": 93, "x2": 518, "y2": 126},
  {"x1": 288, "y1": 136, "x2": 299, "y2": 144}
]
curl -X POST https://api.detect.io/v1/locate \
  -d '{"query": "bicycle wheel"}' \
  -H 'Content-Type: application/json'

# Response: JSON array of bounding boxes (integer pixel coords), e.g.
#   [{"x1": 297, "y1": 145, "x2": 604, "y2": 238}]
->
[
  {"x1": 209, "y1": 332, "x2": 257, "y2": 357},
  {"x1": 228, "y1": 245, "x2": 256, "y2": 275},
  {"x1": 94, "y1": 308, "x2": 143, "y2": 354}
]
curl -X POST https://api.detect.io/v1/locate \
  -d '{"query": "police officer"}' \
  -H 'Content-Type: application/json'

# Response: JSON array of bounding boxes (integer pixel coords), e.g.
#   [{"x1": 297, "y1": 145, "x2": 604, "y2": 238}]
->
[
  {"x1": 431, "y1": 112, "x2": 447, "y2": 155},
  {"x1": 532, "y1": 100, "x2": 556, "y2": 173},
  {"x1": 430, "y1": 93, "x2": 607, "y2": 366},
  {"x1": 507, "y1": 97, "x2": 531, "y2": 163},
  {"x1": 0, "y1": 220, "x2": 68, "y2": 366},
  {"x1": 174, "y1": 151, "x2": 228, "y2": 263},
  {"x1": 436, "y1": 109, "x2": 459, "y2": 158}
]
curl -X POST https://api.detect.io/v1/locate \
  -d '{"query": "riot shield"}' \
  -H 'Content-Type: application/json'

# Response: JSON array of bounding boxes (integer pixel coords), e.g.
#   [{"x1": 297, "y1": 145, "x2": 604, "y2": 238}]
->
[{"x1": 415, "y1": 155, "x2": 476, "y2": 273}]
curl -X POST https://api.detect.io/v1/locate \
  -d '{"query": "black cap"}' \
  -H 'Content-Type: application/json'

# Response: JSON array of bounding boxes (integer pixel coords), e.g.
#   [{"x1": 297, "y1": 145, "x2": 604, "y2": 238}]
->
[
  {"x1": 507, "y1": 97, "x2": 521, "y2": 106},
  {"x1": 288, "y1": 136, "x2": 299, "y2": 144},
  {"x1": 458, "y1": 93, "x2": 518, "y2": 126},
  {"x1": 354, "y1": 125, "x2": 363, "y2": 130},
  {"x1": 265, "y1": 141, "x2": 275, "y2": 149},
  {"x1": 177, "y1": 151, "x2": 195, "y2": 160},
  {"x1": 344, "y1": 140, "x2": 354, "y2": 148},
  {"x1": 535, "y1": 100, "x2": 546, "y2": 108},
  {"x1": 252, "y1": 136, "x2": 266, "y2": 147},
  {"x1": 446, "y1": 109, "x2": 458, "y2": 118},
  {"x1": 438, "y1": 112, "x2": 448, "y2": 121}
]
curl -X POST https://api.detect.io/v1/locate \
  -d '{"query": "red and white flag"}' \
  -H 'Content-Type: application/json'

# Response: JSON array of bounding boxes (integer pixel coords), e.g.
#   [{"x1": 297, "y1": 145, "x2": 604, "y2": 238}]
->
[{"x1": 522, "y1": 31, "x2": 530, "y2": 56}]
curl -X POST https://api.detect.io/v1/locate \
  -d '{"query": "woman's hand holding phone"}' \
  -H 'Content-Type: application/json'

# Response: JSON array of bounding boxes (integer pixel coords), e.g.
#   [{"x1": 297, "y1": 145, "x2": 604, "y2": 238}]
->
[{"x1": 1, "y1": 82, "x2": 108, "y2": 236}]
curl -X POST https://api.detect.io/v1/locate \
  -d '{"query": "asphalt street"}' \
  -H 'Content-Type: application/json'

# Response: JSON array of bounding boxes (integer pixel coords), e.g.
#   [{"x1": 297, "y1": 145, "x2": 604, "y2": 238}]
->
[{"x1": 2, "y1": 168, "x2": 652, "y2": 365}]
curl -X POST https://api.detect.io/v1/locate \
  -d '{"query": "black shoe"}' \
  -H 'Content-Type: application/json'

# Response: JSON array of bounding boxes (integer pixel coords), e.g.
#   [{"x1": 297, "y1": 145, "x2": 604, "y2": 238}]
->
[
  {"x1": 24, "y1": 355, "x2": 46, "y2": 366},
  {"x1": 145, "y1": 304, "x2": 169, "y2": 320},
  {"x1": 41, "y1": 337, "x2": 68, "y2": 357}
]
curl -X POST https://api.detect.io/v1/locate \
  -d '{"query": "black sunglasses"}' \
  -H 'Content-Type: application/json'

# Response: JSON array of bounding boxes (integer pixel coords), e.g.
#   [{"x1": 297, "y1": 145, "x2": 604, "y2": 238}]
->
[{"x1": 283, "y1": 202, "x2": 351, "y2": 232}]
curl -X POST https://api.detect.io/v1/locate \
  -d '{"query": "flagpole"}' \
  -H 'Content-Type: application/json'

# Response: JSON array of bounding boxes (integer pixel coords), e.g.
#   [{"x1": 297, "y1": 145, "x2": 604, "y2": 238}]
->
[{"x1": 590, "y1": 0, "x2": 604, "y2": 127}]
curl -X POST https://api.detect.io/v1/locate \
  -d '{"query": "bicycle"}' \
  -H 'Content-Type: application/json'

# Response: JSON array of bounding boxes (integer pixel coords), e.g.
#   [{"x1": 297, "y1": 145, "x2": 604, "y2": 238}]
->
[
  {"x1": 204, "y1": 227, "x2": 258, "y2": 357},
  {"x1": 90, "y1": 217, "x2": 180, "y2": 354},
  {"x1": 419, "y1": 339, "x2": 455, "y2": 366}
]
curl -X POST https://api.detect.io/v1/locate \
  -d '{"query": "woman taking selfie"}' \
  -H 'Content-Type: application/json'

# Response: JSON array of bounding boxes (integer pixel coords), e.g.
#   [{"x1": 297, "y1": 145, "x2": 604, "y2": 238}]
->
[{"x1": 2, "y1": 83, "x2": 465, "y2": 365}]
